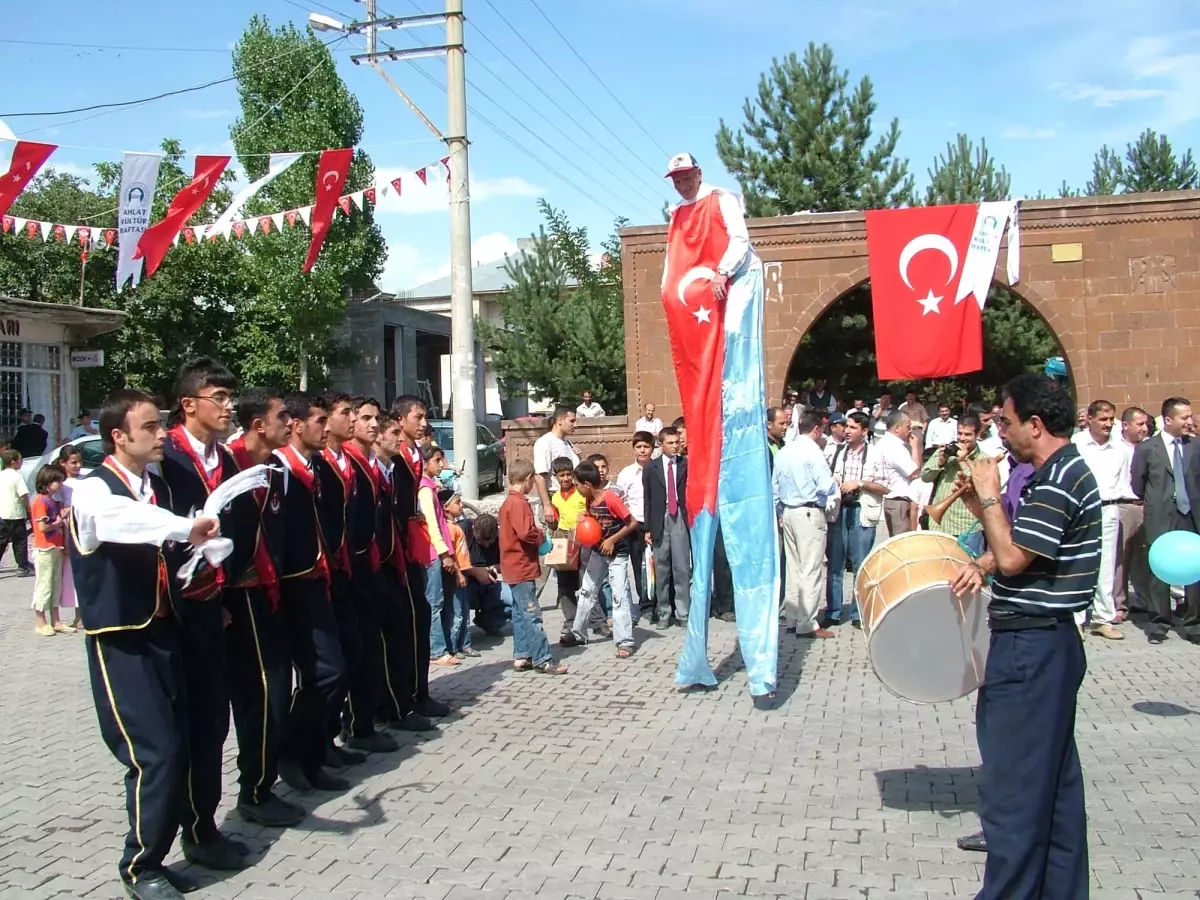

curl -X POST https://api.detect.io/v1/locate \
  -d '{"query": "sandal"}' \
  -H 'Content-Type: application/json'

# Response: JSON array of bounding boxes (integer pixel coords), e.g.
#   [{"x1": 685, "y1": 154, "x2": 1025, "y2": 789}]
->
[
  {"x1": 513, "y1": 660, "x2": 533, "y2": 672},
  {"x1": 558, "y1": 633, "x2": 581, "y2": 647},
  {"x1": 615, "y1": 647, "x2": 635, "y2": 659},
  {"x1": 533, "y1": 660, "x2": 568, "y2": 675},
  {"x1": 431, "y1": 655, "x2": 461, "y2": 667},
  {"x1": 458, "y1": 647, "x2": 481, "y2": 658}
]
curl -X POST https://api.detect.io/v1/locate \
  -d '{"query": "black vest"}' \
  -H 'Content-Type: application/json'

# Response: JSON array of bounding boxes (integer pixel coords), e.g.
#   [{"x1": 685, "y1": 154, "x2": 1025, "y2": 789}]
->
[
  {"x1": 158, "y1": 433, "x2": 236, "y2": 600},
  {"x1": 225, "y1": 458, "x2": 287, "y2": 585},
  {"x1": 313, "y1": 453, "x2": 349, "y2": 567},
  {"x1": 390, "y1": 448, "x2": 421, "y2": 555},
  {"x1": 376, "y1": 467, "x2": 397, "y2": 564},
  {"x1": 68, "y1": 466, "x2": 176, "y2": 633},
  {"x1": 346, "y1": 454, "x2": 377, "y2": 558},
  {"x1": 280, "y1": 458, "x2": 325, "y2": 579}
]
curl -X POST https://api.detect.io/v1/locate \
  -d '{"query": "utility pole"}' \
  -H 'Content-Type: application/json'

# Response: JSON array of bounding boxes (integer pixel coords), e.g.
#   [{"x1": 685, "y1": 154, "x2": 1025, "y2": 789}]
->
[{"x1": 444, "y1": 0, "x2": 478, "y2": 499}]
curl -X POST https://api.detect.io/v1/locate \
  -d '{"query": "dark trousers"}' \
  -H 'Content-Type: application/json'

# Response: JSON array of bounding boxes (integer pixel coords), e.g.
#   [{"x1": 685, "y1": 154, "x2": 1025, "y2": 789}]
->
[
  {"x1": 405, "y1": 562, "x2": 433, "y2": 702},
  {"x1": 178, "y1": 597, "x2": 229, "y2": 843},
  {"x1": 343, "y1": 559, "x2": 385, "y2": 737},
  {"x1": 629, "y1": 523, "x2": 649, "y2": 610},
  {"x1": 1146, "y1": 510, "x2": 1200, "y2": 633},
  {"x1": 377, "y1": 565, "x2": 418, "y2": 720},
  {"x1": 280, "y1": 577, "x2": 345, "y2": 776},
  {"x1": 471, "y1": 580, "x2": 507, "y2": 634},
  {"x1": 224, "y1": 587, "x2": 290, "y2": 805},
  {"x1": 87, "y1": 619, "x2": 187, "y2": 885},
  {"x1": 327, "y1": 570, "x2": 362, "y2": 740},
  {"x1": 0, "y1": 517, "x2": 29, "y2": 570},
  {"x1": 976, "y1": 621, "x2": 1088, "y2": 899},
  {"x1": 711, "y1": 526, "x2": 735, "y2": 618}
]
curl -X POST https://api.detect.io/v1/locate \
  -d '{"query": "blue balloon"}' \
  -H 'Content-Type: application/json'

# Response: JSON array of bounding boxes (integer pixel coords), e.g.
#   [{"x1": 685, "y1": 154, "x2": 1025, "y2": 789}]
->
[
  {"x1": 538, "y1": 533, "x2": 553, "y2": 556},
  {"x1": 1149, "y1": 530, "x2": 1200, "y2": 586}
]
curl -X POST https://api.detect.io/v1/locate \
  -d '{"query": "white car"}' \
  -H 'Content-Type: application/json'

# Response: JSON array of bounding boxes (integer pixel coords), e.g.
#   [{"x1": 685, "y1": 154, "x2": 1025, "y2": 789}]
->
[{"x1": 19, "y1": 434, "x2": 105, "y2": 493}]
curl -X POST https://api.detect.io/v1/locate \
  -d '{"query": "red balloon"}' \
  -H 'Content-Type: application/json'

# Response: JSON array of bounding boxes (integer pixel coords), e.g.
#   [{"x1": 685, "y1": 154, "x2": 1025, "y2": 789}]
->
[{"x1": 575, "y1": 515, "x2": 602, "y2": 547}]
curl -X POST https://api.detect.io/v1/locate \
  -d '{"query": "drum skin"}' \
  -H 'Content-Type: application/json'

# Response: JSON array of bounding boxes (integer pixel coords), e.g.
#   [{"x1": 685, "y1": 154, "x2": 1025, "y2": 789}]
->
[{"x1": 854, "y1": 531, "x2": 990, "y2": 704}]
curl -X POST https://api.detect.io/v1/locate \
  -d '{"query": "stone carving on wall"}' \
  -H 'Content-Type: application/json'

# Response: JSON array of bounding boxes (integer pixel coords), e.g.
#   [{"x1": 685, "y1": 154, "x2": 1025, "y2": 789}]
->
[
  {"x1": 1130, "y1": 255, "x2": 1176, "y2": 294},
  {"x1": 764, "y1": 261, "x2": 784, "y2": 304}
]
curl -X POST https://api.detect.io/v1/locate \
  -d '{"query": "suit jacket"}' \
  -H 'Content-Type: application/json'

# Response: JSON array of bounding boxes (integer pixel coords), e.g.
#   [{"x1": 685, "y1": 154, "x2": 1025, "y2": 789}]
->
[
  {"x1": 1132, "y1": 434, "x2": 1199, "y2": 538},
  {"x1": 643, "y1": 453, "x2": 688, "y2": 544}
]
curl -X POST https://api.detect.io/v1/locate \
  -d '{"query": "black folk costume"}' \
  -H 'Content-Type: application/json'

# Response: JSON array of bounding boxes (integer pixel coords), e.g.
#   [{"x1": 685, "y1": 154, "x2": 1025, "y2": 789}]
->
[{"x1": 391, "y1": 442, "x2": 434, "y2": 706}]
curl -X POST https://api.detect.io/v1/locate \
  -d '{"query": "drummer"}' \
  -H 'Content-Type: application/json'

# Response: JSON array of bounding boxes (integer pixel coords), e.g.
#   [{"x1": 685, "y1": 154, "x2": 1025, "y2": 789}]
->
[{"x1": 950, "y1": 373, "x2": 1100, "y2": 899}]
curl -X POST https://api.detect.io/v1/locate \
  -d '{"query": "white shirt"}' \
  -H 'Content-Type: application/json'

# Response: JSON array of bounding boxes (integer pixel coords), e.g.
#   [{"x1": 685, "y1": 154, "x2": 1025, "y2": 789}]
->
[
  {"x1": 924, "y1": 416, "x2": 958, "y2": 449},
  {"x1": 664, "y1": 183, "x2": 758, "y2": 279},
  {"x1": 978, "y1": 429, "x2": 1005, "y2": 458},
  {"x1": 1116, "y1": 435, "x2": 1139, "y2": 500},
  {"x1": 1161, "y1": 429, "x2": 1186, "y2": 462},
  {"x1": 0, "y1": 467, "x2": 27, "y2": 519},
  {"x1": 633, "y1": 416, "x2": 663, "y2": 437},
  {"x1": 1071, "y1": 430, "x2": 1126, "y2": 502},
  {"x1": 532, "y1": 431, "x2": 578, "y2": 492},
  {"x1": 615, "y1": 461, "x2": 647, "y2": 523},
  {"x1": 71, "y1": 458, "x2": 194, "y2": 554},
  {"x1": 576, "y1": 402, "x2": 606, "y2": 418},
  {"x1": 69, "y1": 423, "x2": 96, "y2": 440},
  {"x1": 877, "y1": 431, "x2": 920, "y2": 499},
  {"x1": 180, "y1": 425, "x2": 221, "y2": 477}
]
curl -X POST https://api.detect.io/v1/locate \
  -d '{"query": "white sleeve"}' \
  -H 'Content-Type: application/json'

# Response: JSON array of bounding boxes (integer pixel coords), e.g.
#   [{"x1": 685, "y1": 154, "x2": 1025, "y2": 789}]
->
[
  {"x1": 715, "y1": 191, "x2": 753, "y2": 277},
  {"x1": 532, "y1": 437, "x2": 551, "y2": 476},
  {"x1": 891, "y1": 441, "x2": 919, "y2": 480},
  {"x1": 71, "y1": 478, "x2": 195, "y2": 553}
]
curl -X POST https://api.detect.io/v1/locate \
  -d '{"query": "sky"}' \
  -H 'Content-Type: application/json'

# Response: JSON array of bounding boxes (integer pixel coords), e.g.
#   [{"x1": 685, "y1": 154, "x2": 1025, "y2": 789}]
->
[{"x1": 2, "y1": 0, "x2": 1198, "y2": 295}]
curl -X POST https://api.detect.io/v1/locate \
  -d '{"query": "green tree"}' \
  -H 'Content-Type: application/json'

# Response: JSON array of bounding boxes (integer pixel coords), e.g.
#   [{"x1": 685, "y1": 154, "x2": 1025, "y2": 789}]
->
[
  {"x1": 479, "y1": 200, "x2": 627, "y2": 413},
  {"x1": 924, "y1": 135, "x2": 1011, "y2": 205},
  {"x1": 715, "y1": 43, "x2": 914, "y2": 216},
  {"x1": 1085, "y1": 145, "x2": 1123, "y2": 196},
  {"x1": 226, "y1": 16, "x2": 386, "y2": 389},
  {"x1": 1120, "y1": 128, "x2": 1197, "y2": 192}
]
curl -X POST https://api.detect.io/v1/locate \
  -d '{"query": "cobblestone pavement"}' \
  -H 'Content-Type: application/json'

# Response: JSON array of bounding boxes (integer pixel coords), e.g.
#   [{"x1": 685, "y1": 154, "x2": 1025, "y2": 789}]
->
[{"x1": 2, "y1": 561, "x2": 1199, "y2": 900}]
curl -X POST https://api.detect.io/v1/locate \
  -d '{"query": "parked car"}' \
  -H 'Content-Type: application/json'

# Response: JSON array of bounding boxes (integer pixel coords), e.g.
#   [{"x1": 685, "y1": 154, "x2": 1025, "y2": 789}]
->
[
  {"x1": 429, "y1": 419, "x2": 506, "y2": 492},
  {"x1": 19, "y1": 433, "x2": 105, "y2": 492}
]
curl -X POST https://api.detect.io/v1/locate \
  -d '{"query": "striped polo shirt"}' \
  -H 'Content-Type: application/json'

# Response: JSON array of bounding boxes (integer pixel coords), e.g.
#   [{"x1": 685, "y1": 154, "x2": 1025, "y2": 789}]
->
[{"x1": 990, "y1": 443, "x2": 1101, "y2": 616}]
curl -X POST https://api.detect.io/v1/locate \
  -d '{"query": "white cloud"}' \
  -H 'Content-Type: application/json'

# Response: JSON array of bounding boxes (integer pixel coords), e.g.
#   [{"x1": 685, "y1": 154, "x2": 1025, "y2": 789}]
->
[
  {"x1": 373, "y1": 168, "x2": 541, "y2": 215},
  {"x1": 1056, "y1": 83, "x2": 1166, "y2": 107},
  {"x1": 182, "y1": 109, "x2": 232, "y2": 120},
  {"x1": 1123, "y1": 33, "x2": 1200, "y2": 126},
  {"x1": 1001, "y1": 125, "x2": 1059, "y2": 140}
]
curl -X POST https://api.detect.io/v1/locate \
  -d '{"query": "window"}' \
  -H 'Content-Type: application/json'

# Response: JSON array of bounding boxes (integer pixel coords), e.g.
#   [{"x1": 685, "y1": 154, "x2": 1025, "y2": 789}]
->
[
  {"x1": 476, "y1": 425, "x2": 495, "y2": 447},
  {"x1": 0, "y1": 341, "x2": 63, "y2": 442},
  {"x1": 78, "y1": 438, "x2": 106, "y2": 469}
]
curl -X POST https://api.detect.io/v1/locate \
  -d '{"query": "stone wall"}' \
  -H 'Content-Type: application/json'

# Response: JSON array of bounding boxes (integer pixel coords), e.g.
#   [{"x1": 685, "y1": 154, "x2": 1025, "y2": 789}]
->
[{"x1": 502, "y1": 415, "x2": 637, "y2": 472}]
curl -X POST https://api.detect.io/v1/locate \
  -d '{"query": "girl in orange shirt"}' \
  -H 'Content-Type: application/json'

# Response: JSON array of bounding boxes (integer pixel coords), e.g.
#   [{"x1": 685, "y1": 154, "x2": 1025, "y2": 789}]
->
[{"x1": 30, "y1": 464, "x2": 69, "y2": 636}]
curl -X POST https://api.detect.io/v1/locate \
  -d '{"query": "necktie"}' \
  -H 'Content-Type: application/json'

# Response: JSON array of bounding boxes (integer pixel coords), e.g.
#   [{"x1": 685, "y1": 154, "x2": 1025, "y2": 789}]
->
[
  {"x1": 1175, "y1": 439, "x2": 1191, "y2": 515},
  {"x1": 667, "y1": 459, "x2": 678, "y2": 517}
]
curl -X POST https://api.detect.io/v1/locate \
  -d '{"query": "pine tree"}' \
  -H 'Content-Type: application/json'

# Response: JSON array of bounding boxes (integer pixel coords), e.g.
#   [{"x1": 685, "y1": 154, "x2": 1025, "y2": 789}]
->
[
  {"x1": 924, "y1": 135, "x2": 1011, "y2": 205},
  {"x1": 1085, "y1": 146, "x2": 1123, "y2": 196},
  {"x1": 715, "y1": 43, "x2": 914, "y2": 215},
  {"x1": 1121, "y1": 129, "x2": 1197, "y2": 192}
]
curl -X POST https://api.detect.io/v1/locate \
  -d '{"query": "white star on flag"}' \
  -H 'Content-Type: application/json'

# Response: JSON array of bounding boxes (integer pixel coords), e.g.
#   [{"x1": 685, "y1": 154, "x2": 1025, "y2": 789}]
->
[
  {"x1": 693, "y1": 305, "x2": 712, "y2": 324},
  {"x1": 917, "y1": 289, "x2": 943, "y2": 316}
]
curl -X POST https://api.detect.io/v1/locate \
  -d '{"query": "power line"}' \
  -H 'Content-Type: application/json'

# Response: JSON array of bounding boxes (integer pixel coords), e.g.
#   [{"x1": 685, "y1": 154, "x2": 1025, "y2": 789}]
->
[
  {"x1": 525, "y1": 0, "x2": 670, "y2": 159},
  {"x1": 477, "y1": 0, "x2": 664, "y2": 184},
  {"x1": 0, "y1": 39, "x2": 230, "y2": 53}
]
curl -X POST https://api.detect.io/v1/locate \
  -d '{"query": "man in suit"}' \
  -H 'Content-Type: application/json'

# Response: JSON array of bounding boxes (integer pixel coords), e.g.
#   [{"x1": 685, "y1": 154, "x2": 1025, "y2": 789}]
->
[
  {"x1": 1131, "y1": 396, "x2": 1200, "y2": 642},
  {"x1": 643, "y1": 425, "x2": 691, "y2": 626}
]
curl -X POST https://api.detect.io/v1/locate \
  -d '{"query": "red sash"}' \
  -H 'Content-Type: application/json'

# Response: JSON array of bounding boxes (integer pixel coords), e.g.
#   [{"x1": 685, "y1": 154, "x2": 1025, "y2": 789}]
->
[
  {"x1": 278, "y1": 445, "x2": 331, "y2": 587},
  {"x1": 102, "y1": 457, "x2": 171, "y2": 615},
  {"x1": 342, "y1": 442, "x2": 382, "y2": 574},
  {"x1": 227, "y1": 437, "x2": 281, "y2": 611},
  {"x1": 398, "y1": 442, "x2": 432, "y2": 563},
  {"x1": 167, "y1": 425, "x2": 226, "y2": 594},
  {"x1": 320, "y1": 447, "x2": 354, "y2": 573}
]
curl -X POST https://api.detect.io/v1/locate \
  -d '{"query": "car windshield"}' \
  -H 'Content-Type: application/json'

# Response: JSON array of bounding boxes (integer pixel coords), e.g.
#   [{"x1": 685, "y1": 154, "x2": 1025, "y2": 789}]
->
[{"x1": 432, "y1": 425, "x2": 454, "y2": 452}]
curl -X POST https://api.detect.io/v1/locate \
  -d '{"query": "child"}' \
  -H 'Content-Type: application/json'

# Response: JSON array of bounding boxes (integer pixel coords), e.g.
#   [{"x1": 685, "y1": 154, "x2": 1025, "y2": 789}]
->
[
  {"x1": 498, "y1": 459, "x2": 567, "y2": 675},
  {"x1": 550, "y1": 456, "x2": 600, "y2": 645},
  {"x1": 55, "y1": 446, "x2": 83, "y2": 627},
  {"x1": 0, "y1": 448, "x2": 32, "y2": 576},
  {"x1": 585, "y1": 453, "x2": 617, "y2": 622},
  {"x1": 570, "y1": 462, "x2": 639, "y2": 658},
  {"x1": 418, "y1": 444, "x2": 459, "y2": 668},
  {"x1": 31, "y1": 464, "x2": 69, "y2": 635},
  {"x1": 439, "y1": 489, "x2": 480, "y2": 659}
]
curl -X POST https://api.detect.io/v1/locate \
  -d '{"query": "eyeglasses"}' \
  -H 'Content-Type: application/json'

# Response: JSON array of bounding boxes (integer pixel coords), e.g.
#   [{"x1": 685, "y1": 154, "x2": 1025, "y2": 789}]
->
[{"x1": 190, "y1": 392, "x2": 237, "y2": 408}]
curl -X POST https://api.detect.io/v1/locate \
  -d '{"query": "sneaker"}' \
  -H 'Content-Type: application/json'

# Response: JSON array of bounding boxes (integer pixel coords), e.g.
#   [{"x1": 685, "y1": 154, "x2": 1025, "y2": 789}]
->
[
  {"x1": 1091, "y1": 623, "x2": 1124, "y2": 641},
  {"x1": 34, "y1": 623, "x2": 55, "y2": 637}
]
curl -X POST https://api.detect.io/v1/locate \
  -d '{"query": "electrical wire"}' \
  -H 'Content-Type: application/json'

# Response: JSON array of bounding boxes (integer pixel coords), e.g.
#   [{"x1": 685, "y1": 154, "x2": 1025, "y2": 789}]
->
[
  {"x1": 525, "y1": 0, "x2": 670, "y2": 159},
  {"x1": 0, "y1": 39, "x2": 230, "y2": 53}
]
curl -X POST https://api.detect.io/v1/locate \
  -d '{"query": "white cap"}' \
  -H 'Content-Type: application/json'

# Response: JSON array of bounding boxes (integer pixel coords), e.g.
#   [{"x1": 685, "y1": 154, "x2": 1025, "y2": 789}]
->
[{"x1": 664, "y1": 152, "x2": 699, "y2": 177}]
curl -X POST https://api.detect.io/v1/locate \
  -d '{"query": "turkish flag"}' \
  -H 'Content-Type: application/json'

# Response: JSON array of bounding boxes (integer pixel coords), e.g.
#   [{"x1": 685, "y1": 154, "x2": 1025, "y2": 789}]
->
[
  {"x1": 661, "y1": 191, "x2": 730, "y2": 524},
  {"x1": 134, "y1": 155, "x2": 229, "y2": 278},
  {"x1": 865, "y1": 204, "x2": 980, "y2": 380},
  {"x1": 303, "y1": 148, "x2": 353, "y2": 273},
  {"x1": 0, "y1": 141, "x2": 56, "y2": 220}
]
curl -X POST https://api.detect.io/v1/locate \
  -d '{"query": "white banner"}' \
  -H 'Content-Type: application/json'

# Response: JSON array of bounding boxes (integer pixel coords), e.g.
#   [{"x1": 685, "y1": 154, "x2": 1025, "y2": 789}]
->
[
  {"x1": 955, "y1": 200, "x2": 1020, "y2": 310},
  {"x1": 206, "y1": 152, "x2": 303, "y2": 239},
  {"x1": 116, "y1": 152, "x2": 162, "y2": 291}
]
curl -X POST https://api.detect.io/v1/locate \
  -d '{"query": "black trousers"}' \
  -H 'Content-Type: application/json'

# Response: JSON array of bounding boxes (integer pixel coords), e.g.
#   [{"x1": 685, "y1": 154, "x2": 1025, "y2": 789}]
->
[
  {"x1": 327, "y1": 570, "x2": 361, "y2": 741},
  {"x1": 1146, "y1": 510, "x2": 1200, "y2": 633},
  {"x1": 343, "y1": 558, "x2": 385, "y2": 737},
  {"x1": 976, "y1": 621, "x2": 1088, "y2": 898},
  {"x1": 178, "y1": 596, "x2": 229, "y2": 843},
  {"x1": 377, "y1": 565, "x2": 418, "y2": 720},
  {"x1": 0, "y1": 517, "x2": 29, "y2": 570},
  {"x1": 87, "y1": 619, "x2": 187, "y2": 884},
  {"x1": 405, "y1": 561, "x2": 432, "y2": 702},
  {"x1": 628, "y1": 523, "x2": 649, "y2": 610},
  {"x1": 280, "y1": 577, "x2": 345, "y2": 776},
  {"x1": 224, "y1": 586, "x2": 290, "y2": 805},
  {"x1": 711, "y1": 526, "x2": 735, "y2": 618}
]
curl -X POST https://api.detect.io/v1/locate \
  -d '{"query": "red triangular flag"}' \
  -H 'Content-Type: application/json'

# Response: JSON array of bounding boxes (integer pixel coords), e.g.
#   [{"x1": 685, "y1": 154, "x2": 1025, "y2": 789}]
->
[
  {"x1": 414, "y1": 168, "x2": 427, "y2": 186},
  {"x1": 134, "y1": 155, "x2": 230, "y2": 278},
  {"x1": 1, "y1": 216, "x2": 12, "y2": 234},
  {"x1": 258, "y1": 216, "x2": 271, "y2": 234},
  {"x1": 181, "y1": 226, "x2": 195, "y2": 245},
  {"x1": 232, "y1": 221, "x2": 246, "y2": 239},
  {"x1": 303, "y1": 148, "x2": 353, "y2": 273},
  {"x1": 24, "y1": 221, "x2": 39, "y2": 239},
  {"x1": 364, "y1": 186, "x2": 376, "y2": 205},
  {"x1": 53, "y1": 224, "x2": 66, "y2": 242},
  {"x1": 0, "y1": 141, "x2": 56, "y2": 219},
  {"x1": 390, "y1": 177, "x2": 402, "y2": 196},
  {"x1": 338, "y1": 195, "x2": 351, "y2": 215},
  {"x1": 441, "y1": 156, "x2": 450, "y2": 184},
  {"x1": 103, "y1": 228, "x2": 116, "y2": 247},
  {"x1": 77, "y1": 226, "x2": 91, "y2": 246},
  {"x1": 285, "y1": 209, "x2": 299, "y2": 227}
]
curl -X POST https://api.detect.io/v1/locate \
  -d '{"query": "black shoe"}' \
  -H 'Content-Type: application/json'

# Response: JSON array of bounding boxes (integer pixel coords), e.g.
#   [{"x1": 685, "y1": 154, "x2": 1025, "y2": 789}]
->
[
  {"x1": 180, "y1": 835, "x2": 248, "y2": 871},
  {"x1": 161, "y1": 868, "x2": 202, "y2": 894},
  {"x1": 415, "y1": 697, "x2": 451, "y2": 718},
  {"x1": 820, "y1": 616, "x2": 841, "y2": 629},
  {"x1": 17, "y1": 567, "x2": 33, "y2": 578},
  {"x1": 1149, "y1": 631, "x2": 1167, "y2": 645},
  {"x1": 956, "y1": 831, "x2": 987, "y2": 852},
  {"x1": 123, "y1": 872, "x2": 185, "y2": 900},
  {"x1": 324, "y1": 745, "x2": 349, "y2": 770},
  {"x1": 331, "y1": 744, "x2": 367, "y2": 765},
  {"x1": 558, "y1": 632, "x2": 582, "y2": 647},
  {"x1": 344, "y1": 731, "x2": 399, "y2": 753},
  {"x1": 278, "y1": 759, "x2": 314, "y2": 795},
  {"x1": 718, "y1": 612, "x2": 735, "y2": 622},
  {"x1": 393, "y1": 712, "x2": 436, "y2": 732},
  {"x1": 307, "y1": 767, "x2": 350, "y2": 791},
  {"x1": 852, "y1": 620, "x2": 862, "y2": 630},
  {"x1": 237, "y1": 792, "x2": 306, "y2": 827},
  {"x1": 751, "y1": 692, "x2": 777, "y2": 711}
]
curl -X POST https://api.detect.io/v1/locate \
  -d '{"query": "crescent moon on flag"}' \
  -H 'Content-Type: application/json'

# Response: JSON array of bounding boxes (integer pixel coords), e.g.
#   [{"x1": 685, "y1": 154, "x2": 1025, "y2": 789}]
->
[
  {"x1": 322, "y1": 171, "x2": 339, "y2": 189},
  {"x1": 898, "y1": 233, "x2": 959, "y2": 290},
  {"x1": 677, "y1": 266, "x2": 716, "y2": 305}
]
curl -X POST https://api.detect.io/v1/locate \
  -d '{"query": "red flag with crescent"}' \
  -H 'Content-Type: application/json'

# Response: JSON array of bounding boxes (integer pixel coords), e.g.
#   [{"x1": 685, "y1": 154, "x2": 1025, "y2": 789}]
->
[
  {"x1": 303, "y1": 148, "x2": 353, "y2": 273},
  {"x1": 0, "y1": 141, "x2": 56, "y2": 220},
  {"x1": 134, "y1": 155, "x2": 230, "y2": 278},
  {"x1": 661, "y1": 191, "x2": 730, "y2": 524},
  {"x1": 865, "y1": 205, "x2": 980, "y2": 379}
]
